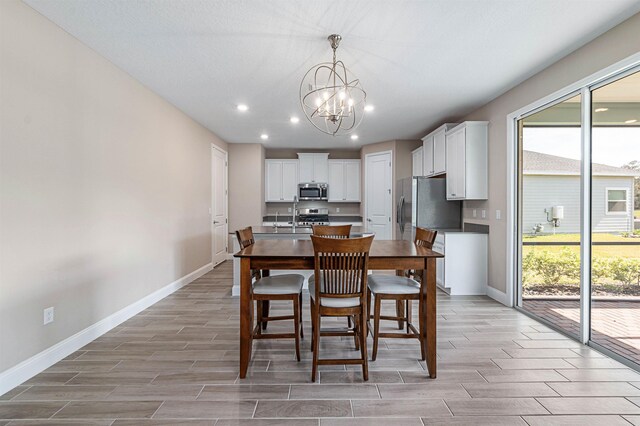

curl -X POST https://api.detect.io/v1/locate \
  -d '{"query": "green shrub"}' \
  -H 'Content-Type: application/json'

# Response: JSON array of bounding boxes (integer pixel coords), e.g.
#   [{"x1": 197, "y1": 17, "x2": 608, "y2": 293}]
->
[
  {"x1": 609, "y1": 258, "x2": 640, "y2": 286},
  {"x1": 529, "y1": 249, "x2": 577, "y2": 285},
  {"x1": 591, "y1": 257, "x2": 611, "y2": 285},
  {"x1": 521, "y1": 251, "x2": 536, "y2": 285}
]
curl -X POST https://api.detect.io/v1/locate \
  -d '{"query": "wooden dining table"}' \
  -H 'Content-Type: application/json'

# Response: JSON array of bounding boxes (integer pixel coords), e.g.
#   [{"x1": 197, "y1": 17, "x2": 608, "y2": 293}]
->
[{"x1": 234, "y1": 239, "x2": 444, "y2": 379}]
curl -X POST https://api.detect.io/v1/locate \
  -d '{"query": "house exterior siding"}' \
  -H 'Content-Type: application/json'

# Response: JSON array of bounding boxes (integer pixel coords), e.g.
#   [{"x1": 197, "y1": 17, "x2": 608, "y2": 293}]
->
[{"x1": 522, "y1": 175, "x2": 634, "y2": 235}]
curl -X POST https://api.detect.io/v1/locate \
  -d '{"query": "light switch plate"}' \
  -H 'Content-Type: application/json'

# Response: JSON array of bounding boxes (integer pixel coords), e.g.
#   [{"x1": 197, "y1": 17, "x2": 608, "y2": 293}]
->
[
  {"x1": 44, "y1": 307, "x2": 54, "y2": 325},
  {"x1": 481, "y1": 209, "x2": 486, "y2": 219},
  {"x1": 496, "y1": 210, "x2": 501, "y2": 220},
  {"x1": 472, "y1": 209, "x2": 477, "y2": 218}
]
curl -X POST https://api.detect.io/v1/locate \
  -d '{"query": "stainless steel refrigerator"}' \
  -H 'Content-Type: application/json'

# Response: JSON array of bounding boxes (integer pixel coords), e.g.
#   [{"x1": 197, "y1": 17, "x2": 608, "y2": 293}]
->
[{"x1": 396, "y1": 177, "x2": 462, "y2": 241}]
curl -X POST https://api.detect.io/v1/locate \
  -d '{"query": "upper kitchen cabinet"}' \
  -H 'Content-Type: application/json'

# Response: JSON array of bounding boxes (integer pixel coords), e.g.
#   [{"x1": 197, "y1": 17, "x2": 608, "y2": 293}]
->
[
  {"x1": 412, "y1": 146, "x2": 424, "y2": 177},
  {"x1": 265, "y1": 159, "x2": 299, "y2": 202},
  {"x1": 422, "y1": 123, "x2": 459, "y2": 177},
  {"x1": 298, "y1": 153, "x2": 329, "y2": 183},
  {"x1": 445, "y1": 121, "x2": 488, "y2": 200},
  {"x1": 328, "y1": 159, "x2": 361, "y2": 202}
]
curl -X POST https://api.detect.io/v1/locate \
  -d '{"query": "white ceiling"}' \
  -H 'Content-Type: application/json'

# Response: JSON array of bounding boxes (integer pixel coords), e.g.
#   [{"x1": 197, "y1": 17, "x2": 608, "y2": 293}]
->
[{"x1": 23, "y1": 0, "x2": 640, "y2": 148}]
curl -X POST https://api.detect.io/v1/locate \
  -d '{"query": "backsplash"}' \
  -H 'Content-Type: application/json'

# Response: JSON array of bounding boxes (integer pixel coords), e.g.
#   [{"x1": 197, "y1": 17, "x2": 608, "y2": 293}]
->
[{"x1": 265, "y1": 201, "x2": 361, "y2": 216}]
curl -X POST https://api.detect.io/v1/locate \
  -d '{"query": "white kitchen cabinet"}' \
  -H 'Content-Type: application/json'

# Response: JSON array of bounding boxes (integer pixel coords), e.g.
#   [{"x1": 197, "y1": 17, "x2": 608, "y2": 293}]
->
[
  {"x1": 432, "y1": 126, "x2": 448, "y2": 174},
  {"x1": 412, "y1": 146, "x2": 424, "y2": 177},
  {"x1": 265, "y1": 159, "x2": 299, "y2": 202},
  {"x1": 445, "y1": 121, "x2": 488, "y2": 200},
  {"x1": 328, "y1": 159, "x2": 361, "y2": 202},
  {"x1": 298, "y1": 153, "x2": 329, "y2": 183},
  {"x1": 421, "y1": 123, "x2": 458, "y2": 177},
  {"x1": 422, "y1": 137, "x2": 433, "y2": 176},
  {"x1": 433, "y1": 231, "x2": 487, "y2": 295}
]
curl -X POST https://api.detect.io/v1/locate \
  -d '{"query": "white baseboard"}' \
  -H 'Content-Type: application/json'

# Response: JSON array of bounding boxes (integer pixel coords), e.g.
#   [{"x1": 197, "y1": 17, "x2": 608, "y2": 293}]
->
[
  {"x1": 0, "y1": 262, "x2": 213, "y2": 396},
  {"x1": 486, "y1": 285, "x2": 511, "y2": 307}
]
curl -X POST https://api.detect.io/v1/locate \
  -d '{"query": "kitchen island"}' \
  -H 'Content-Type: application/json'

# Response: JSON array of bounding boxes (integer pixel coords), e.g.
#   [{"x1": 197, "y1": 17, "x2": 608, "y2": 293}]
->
[{"x1": 230, "y1": 226, "x2": 372, "y2": 296}]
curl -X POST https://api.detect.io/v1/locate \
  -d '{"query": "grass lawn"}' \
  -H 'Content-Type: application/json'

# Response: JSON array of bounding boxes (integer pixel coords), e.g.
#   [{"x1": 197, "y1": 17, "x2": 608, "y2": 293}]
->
[
  {"x1": 522, "y1": 232, "x2": 640, "y2": 258},
  {"x1": 635, "y1": 209, "x2": 640, "y2": 219}
]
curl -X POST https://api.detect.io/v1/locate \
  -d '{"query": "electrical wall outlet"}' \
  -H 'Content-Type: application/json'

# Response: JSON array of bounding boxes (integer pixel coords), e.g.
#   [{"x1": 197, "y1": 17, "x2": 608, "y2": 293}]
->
[
  {"x1": 44, "y1": 307, "x2": 54, "y2": 325},
  {"x1": 336, "y1": 207, "x2": 340, "y2": 213},
  {"x1": 481, "y1": 209, "x2": 486, "y2": 219},
  {"x1": 496, "y1": 210, "x2": 501, "y2": 220},
  {"x1": 287, "y1": 207, "x2": 291, "y2": 213},
  {"x1": 472, "y1": 209, "x2": 477, "y2": 218}
]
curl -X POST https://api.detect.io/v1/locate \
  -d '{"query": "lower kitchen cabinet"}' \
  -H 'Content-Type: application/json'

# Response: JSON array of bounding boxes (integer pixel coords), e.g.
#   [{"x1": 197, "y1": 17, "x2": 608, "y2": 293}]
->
[{"x1": 433, "y1": 231, "x2": 487, "y2": 295}]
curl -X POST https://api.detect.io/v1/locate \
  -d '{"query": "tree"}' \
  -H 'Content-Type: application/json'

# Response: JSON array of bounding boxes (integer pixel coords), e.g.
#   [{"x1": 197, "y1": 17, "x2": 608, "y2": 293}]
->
[{"x1": 622, "y1": 160, "x2": 640, "y2": 212}]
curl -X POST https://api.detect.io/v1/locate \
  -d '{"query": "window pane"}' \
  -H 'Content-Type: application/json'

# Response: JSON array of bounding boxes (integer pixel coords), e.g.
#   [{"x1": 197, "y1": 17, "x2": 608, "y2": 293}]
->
[
  {"x1": 608, "y1": 189, "x2": 626, "y2": 201},
  {"x1": 608, "y1": 201, "x2": 626, "y2": 212}
]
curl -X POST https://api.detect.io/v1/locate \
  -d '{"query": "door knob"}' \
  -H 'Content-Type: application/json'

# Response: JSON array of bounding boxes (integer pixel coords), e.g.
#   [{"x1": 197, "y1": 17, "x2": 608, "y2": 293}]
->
[
  {"x1": 213, "y1": 220, "x2": 219, "y2": 224},
  {"x1": 367, "y1": 218, "x2": 372, "y2": 222}
]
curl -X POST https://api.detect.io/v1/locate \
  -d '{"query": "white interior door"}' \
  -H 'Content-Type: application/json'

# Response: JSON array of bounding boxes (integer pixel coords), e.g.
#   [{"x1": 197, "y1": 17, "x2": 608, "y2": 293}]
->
[
  {"x1": 212, "y1": 145, "x2": 228, "y2": 266},
  {"x1": 365, "y1": 151, "x2": 392, "y2": 239}
]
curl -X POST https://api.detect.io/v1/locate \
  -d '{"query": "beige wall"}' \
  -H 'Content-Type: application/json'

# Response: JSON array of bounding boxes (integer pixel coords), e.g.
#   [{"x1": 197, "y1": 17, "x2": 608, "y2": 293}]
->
[
  {"x1": 228, "y1": 143, "x2": 265, "y2": 242},
  {"x1": 360, "y1": 140, "x2": 421, "y2": 238},
  {"x1": 0, "y1": 0, "x2": 227, "y2": 373},
  {"x1": 459, "y1": 12, "x2": 640, "y2": 294}
]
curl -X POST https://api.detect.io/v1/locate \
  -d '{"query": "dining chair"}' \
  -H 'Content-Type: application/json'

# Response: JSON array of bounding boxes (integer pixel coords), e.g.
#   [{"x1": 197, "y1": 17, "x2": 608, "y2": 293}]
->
[
  {"x1": 235, "y1": 226, "x2": 305, "y2": 361},
  {"x1": 312, "y1": 224, "x2": 355, "y2": 334},
  {"x1": 309, "y1": 234, "x2": 374, "y2": 382},
  {"x1": 366, "y1": 227, "x2": 437, "y2": 361},
  {"x1": 311, "y1": 224, "x2": 352, "y2": 238}
]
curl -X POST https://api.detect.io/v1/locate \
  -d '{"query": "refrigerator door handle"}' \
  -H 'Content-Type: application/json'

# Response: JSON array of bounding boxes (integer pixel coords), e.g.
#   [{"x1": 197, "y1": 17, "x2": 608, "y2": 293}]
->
[{"x1": 397, "y1": 196, "x2": 404, "y2": 225}]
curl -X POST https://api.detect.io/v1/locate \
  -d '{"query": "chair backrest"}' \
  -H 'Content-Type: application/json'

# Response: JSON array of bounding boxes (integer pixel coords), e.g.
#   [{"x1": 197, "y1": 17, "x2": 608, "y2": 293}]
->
[
  {"x1": 235, "y1": 226, "x2": 255, "y2": 250},
  {"x1": 312, "y1": 224, "x2": 352, "y2": 239},
  {"x1": 310, "y1": 234, "x2": 374, "y2": 301},
  {"x1": 235, "y1": 227, "x2": 261, "y2": 281},
  {"x1": 414, "y1": 227, "x2": 437, "y2": 249}
]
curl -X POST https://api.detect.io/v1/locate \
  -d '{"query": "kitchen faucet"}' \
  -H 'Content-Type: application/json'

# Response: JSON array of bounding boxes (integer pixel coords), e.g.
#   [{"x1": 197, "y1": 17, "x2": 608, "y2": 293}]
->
[
  {"x1": 274, "y1": 211, "x2": 279, "y2": 228},
  {"x1": 292, "y1": 196, "x2": 298, "y2": 231}
]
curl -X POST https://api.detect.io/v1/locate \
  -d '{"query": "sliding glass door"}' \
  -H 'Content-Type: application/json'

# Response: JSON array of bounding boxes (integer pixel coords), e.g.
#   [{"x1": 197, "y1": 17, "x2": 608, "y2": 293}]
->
[
  {"x1": 590, "y1": 70, "x2": 640, "y2": 364},
  {"x1": 517, "y1": 94, "x2": 583, "y2": 338},
  {"x1": 516, "y1": 65, "x2": 640, "y2": 368}
]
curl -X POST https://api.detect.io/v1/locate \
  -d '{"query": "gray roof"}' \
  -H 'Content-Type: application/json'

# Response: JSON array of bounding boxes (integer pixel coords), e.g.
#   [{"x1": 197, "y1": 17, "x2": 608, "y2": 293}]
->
[{"x1": 523, "y1": 150, "x2": 640, "y2": 177}]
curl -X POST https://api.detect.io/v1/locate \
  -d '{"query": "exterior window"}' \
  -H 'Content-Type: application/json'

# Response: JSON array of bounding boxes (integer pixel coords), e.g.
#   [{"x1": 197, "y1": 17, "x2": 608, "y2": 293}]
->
[{"x1": 606, "y1": 188, "x2": 628, "y2": 214}]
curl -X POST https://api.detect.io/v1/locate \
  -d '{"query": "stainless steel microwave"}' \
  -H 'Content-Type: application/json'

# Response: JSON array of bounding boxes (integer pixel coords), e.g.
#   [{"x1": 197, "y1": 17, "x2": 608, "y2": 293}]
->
[{"x1": 298, "y1": 183, "x2": 328, "y2": 200}]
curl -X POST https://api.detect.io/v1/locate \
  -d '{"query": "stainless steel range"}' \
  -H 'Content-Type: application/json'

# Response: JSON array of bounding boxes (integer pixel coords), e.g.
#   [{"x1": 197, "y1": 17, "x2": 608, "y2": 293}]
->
[{"x1": 297, "y1": 208, "x2": 330, "y2": 226}]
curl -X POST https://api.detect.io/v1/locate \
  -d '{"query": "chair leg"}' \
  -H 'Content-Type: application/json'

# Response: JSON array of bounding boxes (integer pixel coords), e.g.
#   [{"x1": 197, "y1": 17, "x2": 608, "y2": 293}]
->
[
  {"x1": 372, "y1": 296, "x2": 382, "y2": 361},
  {"x1": 360, "y1": 307, "x2": 369, "y2": 381},
  {"x1": 347, "y1": 315, "x2": 352, "y2": 329},
  {"x1": 293, "y1": 296, "x2": 301, "y2": 362},
  {"x1": 256, "y1": 300, "x2": 263, "y2": 335},
  {"x1": 406, "y1": 300, "x2": 412, "y2": 334},
  {"x1": 310, "y1": 298, "x2": 315, "y2": 352},
  {"x1": 396, "y1": 300, "x2": 404, "y2": 330},
  {"x1": 299, "y1": 292, "x2": 304, "y2": 340},
  {"x1": 353, "y1": 314, "x2": 360, "y2": 351},
  {"x1": 418, "y1": 296, "x2": 426, "y2": 361},
  {"x1": 311, "y1": 308, "x2": 320, "y2": 382},
  {"x1": 262, "y1": 300, "x2": 270, "y2": 331}
]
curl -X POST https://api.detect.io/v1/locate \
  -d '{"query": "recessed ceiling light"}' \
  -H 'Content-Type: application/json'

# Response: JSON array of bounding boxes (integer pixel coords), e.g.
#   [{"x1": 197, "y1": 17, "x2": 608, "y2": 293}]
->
[
  {"x1": 290, "y1": 116, "x2": 300, "y2": 124},
  {"x1": 364, "y1": 105, "x2": 374, "y2": 112},
  {"x1": 260, "y1": 133, "x2": 269, "y2": 140},
  {"x1": 350, "y1": 134, "x2": 359, "y2": 140},
  {"x1": 237, "y1": 104, "x2": 248, "y2": 112},
  {"x1": 625, "y1": 119, "x2": 637, "y2": 124},
  {"x1": 594, "y1": 107, "x2": 608, "y2": 112}
]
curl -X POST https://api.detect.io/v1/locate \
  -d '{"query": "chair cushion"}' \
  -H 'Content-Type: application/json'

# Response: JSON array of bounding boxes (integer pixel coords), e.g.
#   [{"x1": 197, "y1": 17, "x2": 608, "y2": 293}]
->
[
  {"x1": 308, "y1": 275, "x2": 361, "y2": 308},
  {"x1": 253, "y1": 274, "x2": 304, "y2": 295},
  {"x1": 367, "y1": 274, "x2": 420, "y2": 295}
]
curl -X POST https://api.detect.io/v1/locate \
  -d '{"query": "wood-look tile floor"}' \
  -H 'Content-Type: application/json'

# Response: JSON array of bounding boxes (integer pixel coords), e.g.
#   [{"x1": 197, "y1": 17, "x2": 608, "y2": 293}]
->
[{"x1": 2, "y1": 260, "x2": 640, "y2": 425}]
